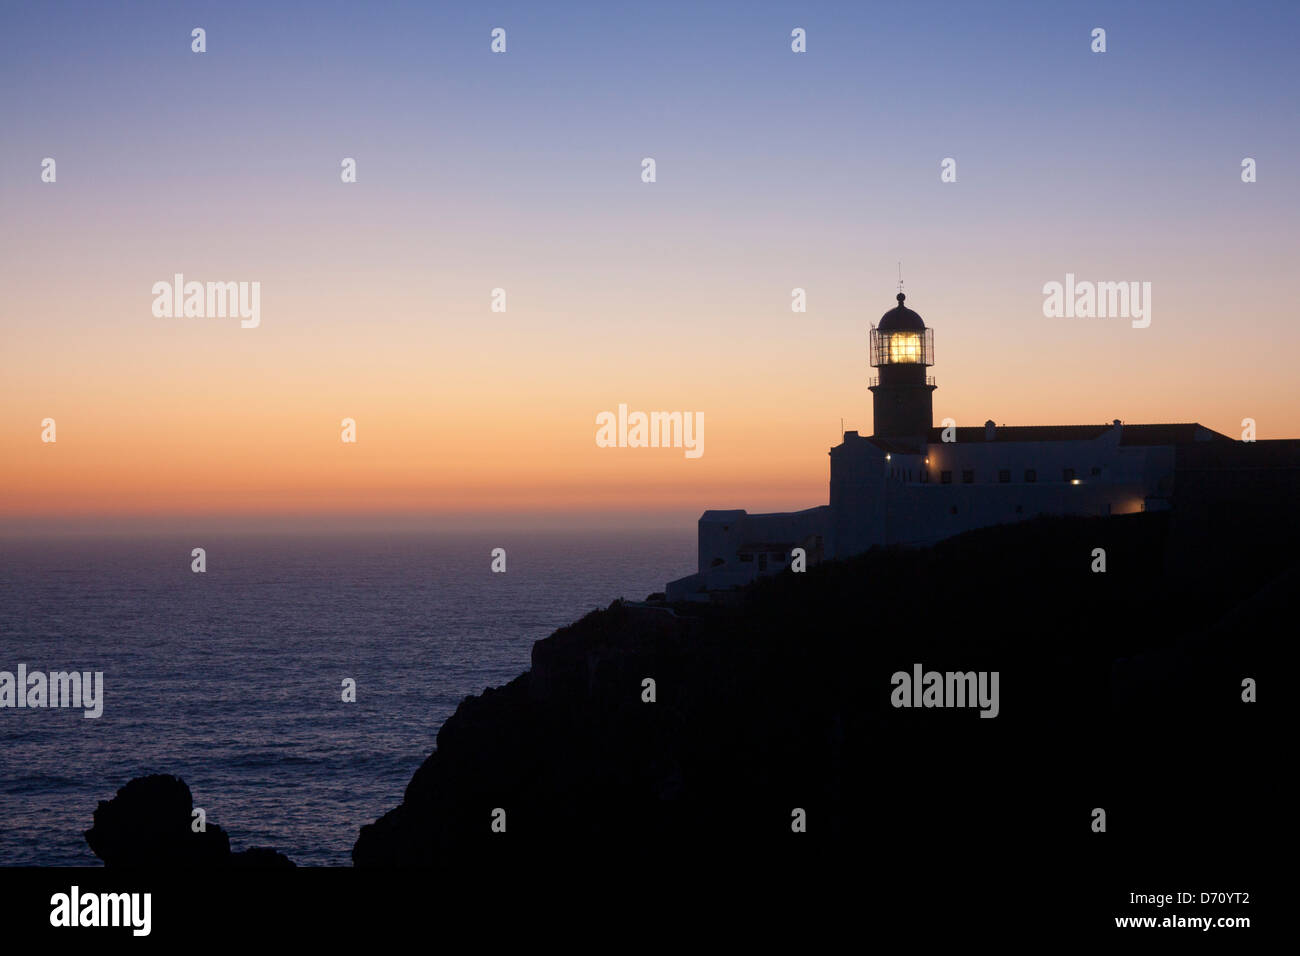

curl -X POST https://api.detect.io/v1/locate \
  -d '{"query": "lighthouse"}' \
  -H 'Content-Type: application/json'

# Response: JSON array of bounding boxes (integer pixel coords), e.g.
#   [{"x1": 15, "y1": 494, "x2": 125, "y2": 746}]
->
[
  {"x1": 868, "y1": 292, "x2": 936, "y2": 439},
  {"x1": 667, "y1": 285, "x2": 1241, "y2": 603}
]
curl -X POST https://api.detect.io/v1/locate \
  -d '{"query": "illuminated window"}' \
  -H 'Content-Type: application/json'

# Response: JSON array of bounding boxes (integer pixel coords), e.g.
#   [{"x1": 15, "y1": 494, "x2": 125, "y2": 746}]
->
[{"x1": 888, "y1": 333, "x2": 923, "y2": 363}]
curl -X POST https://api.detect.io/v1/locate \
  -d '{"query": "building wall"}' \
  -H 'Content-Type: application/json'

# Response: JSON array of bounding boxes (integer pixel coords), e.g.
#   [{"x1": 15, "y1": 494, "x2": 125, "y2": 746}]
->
[
  {"x1": 877, "y1": 478, "x2": 1149, "y2": 549},
  {"x1": 667, "y1": 506, "x2": 830, "y2": 602},
  {"x1": 1167, "y1": 439, "x2": 1300, "y2": 577},
  {"x1": 827, "y1": 441, "x2": 887, "y2": 559},
  {"x1": 829, "y1": 428, "x2": 1162, "y2": 557},
  {"x1": 697, "y1": 510, "x2": 747, "y2": 572},
  {"x1": 698, "y1": 507, "x2": 829, "y2": 573}
]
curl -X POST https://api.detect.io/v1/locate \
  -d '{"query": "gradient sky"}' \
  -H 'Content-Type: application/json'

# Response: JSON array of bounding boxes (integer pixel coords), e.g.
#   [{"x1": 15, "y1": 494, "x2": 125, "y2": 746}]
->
[{"x1": 2, "y1": 0, "x2": 1297, "y2": 532}]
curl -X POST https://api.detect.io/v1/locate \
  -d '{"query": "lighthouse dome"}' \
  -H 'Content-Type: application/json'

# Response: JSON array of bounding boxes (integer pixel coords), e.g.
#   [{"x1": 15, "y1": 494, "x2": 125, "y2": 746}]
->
[{"x1": 878, "y1": 293, "x2": 926, "y2": 331}]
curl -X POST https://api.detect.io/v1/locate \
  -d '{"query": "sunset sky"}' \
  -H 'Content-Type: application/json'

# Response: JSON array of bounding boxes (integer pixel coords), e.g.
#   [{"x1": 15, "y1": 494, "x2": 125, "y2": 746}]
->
[{"x1": 2, "y1": 1, "x2": 1297, "y2": 532}]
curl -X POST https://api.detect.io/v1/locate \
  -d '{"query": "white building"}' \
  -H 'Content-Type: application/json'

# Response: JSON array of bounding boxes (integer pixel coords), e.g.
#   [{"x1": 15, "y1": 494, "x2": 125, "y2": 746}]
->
[{"x1": 666, "y1": 292, "x2": 1229, "y2": 601}]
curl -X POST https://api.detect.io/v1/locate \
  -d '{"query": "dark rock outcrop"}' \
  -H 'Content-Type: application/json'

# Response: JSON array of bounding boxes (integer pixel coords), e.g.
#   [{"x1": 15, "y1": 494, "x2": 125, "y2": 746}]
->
[
  {"x1": 85, "y1": 774, "x2": 295, "y2": 867},
  {"x1": 354, "y1": 511, "x2": 1283, "y2": 868}
]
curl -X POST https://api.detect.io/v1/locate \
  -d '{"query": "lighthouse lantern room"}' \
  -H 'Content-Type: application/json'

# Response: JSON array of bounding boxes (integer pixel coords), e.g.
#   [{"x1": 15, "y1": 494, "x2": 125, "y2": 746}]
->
[{"x1": 868, "y1": 292, "x2": 937, "y2": 438}]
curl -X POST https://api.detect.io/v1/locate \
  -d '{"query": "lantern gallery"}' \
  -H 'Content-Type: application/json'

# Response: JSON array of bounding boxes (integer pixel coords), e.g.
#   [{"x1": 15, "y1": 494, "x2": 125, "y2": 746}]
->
[{"x1": 890, "y1": 664, "x2": 1000, "y2": 718}]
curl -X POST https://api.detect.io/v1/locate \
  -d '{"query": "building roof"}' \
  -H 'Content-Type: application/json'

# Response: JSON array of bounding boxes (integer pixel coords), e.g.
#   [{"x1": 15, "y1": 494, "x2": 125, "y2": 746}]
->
[
  {"x1": 917, "y1": 423, "x2": 1231, "y2": 445},
  {"x1": 877, "y1": 292, "x2": 926, "y2": 332},
  {"x1": 1118, "y1": 424, "x2": 1232, "y2": 445}
]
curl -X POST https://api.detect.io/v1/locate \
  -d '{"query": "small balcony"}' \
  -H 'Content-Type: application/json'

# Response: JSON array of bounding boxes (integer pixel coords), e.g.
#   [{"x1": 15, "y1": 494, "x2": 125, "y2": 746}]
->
[{"x1": 868, "y1": 376, "x2": 936, "y2": 387}]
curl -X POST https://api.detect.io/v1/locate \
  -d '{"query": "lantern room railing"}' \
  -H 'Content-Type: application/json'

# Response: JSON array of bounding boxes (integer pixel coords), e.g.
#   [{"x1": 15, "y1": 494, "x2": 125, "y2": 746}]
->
[{"x1": 868, "y1": 376, "x2": 936, "y2": 387}]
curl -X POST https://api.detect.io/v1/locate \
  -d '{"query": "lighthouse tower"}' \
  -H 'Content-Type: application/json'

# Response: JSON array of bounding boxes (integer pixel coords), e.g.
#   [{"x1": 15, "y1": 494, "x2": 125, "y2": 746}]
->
[{"x1": 868, "y1": 292, "x2": 936, "y2": 438}]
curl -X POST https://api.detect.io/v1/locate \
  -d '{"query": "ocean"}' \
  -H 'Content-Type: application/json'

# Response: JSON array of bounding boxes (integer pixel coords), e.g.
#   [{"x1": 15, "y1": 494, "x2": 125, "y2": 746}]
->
[{"x1": 0, "y1": 530, "x2": 692, "y2": 866}]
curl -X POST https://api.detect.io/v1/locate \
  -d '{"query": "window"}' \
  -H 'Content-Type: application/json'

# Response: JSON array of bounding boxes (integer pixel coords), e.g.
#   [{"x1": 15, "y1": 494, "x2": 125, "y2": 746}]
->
[
  {"x1": 1025, "y1": 469, "x2": 1036, "y2": 483},
  {"x1": 950, "y1": 505, "x2": 958, "y2": 515},
  {"x1": 739, "y1": 553, "x2": 753, "y2": 563},
  {"x1": 1063, "y1": 468, "x2": 1076, "y2": 481},
  {"x1": 759, "y1": 554, "x2": 768, "y2": 571},
  {"x1": 920, "y1": 468, "x2": 929, "y2": 484},
  {"x1": 962, "y1": 469, "x2": 975, "y2": 484},
  {"x1": 1015, "y1": 505, "x2": 1023, "y2": 514},
  {"x1": 770, "y1": 552, "x2": 784, "y2": 562},
  {"x1": 941, "y1": 470, "x2": 952, "y2": 484},
  {"x1": 1091, "y1": 466, "x2": 1101, "y2": 477},
  {"x1": 710, "y1": 558, "x2": 724, "y2": 567},
  {"x1": 998, "y1": 469, "x2": 1011, "y2": 483}
]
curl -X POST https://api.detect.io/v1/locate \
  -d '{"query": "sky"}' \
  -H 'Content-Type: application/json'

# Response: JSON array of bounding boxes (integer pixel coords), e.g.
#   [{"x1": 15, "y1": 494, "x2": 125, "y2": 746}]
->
[{"x1": 1, "y1": 0, "x2": 1297, "y2": 533}]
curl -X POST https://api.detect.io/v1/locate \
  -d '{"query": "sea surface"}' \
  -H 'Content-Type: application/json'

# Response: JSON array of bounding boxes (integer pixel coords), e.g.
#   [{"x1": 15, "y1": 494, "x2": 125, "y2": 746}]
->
[{"x1": 0, "y1": 530, "x2": 692, "y2": 866}]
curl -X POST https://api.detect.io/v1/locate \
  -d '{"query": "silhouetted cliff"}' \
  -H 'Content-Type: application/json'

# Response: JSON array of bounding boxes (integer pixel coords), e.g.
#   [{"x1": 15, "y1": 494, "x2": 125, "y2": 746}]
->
[{"x1": 353, "y1": 511, "x2": 1282, "y2": 872}]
